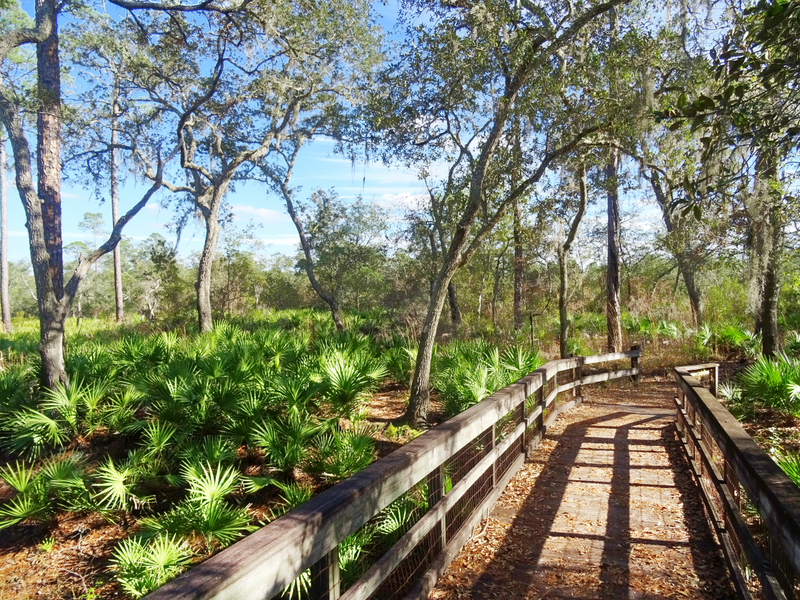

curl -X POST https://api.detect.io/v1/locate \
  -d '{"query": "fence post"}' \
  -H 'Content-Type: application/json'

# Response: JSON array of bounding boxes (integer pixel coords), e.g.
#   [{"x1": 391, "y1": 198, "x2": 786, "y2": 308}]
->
[
  {"x1": 712, "y1": 363, "x2": 719, "y2": 397},
  {"x1": 630, "y1": 344, "x2": 641, "y2": 384},
  {"x1": 576, "y1": 357, "x2": 584, "y2": 403},
  {"x1": 427, "y1": 465, "x2": 446, "y2": 551},
  {"x1": 310, "y1": 547, "x2": 340, "y2": 600}
]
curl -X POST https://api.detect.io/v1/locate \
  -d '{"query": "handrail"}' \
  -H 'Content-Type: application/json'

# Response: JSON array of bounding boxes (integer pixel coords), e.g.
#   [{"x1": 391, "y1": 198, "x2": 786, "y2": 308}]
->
[
  {"x1": 146, "y1": 348, "x2": 641, "y2": 600},
  {"x1": 674, "y1": 365, "x2": 800, "y2": 600}
]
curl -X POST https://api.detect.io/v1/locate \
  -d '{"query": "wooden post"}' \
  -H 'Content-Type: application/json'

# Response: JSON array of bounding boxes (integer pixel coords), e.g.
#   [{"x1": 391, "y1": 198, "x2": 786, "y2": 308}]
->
[
  {"x1": 427, "y1": 465, "x2": 446, "y2": 551},
  {"x1": 576, "y1": 357, "x2": 583, "y2": 403},
  {"x1": 310, "y1": 547, "x2": 340, "y2": 600},
  {"x1": 711, "y1": 364, "x2": 719, "y2": 397},
  {"x1": 630, "y1": 344, "x2": 641, "y2": 384}
]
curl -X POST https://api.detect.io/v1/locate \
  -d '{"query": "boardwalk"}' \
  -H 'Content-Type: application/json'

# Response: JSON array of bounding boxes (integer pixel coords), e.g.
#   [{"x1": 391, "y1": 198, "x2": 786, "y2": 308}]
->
[{"x1": 430, "y1": 378, "x2": 737, "y2": 600}]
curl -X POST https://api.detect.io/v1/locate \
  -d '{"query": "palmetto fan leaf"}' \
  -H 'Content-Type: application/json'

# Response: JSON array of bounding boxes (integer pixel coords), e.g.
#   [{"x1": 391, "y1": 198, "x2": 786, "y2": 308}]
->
[
  {"x1": 0, "y1": 460, "x2": 37, "y2": 493},
  {"x1": 182, "y1": 461, "x2": 240, "y2": 505},
  {"x1": 2, "y1": 407, "x2": 71, "y2": 457},
  {"x1": 40, "y1": 380, "x2": 85, "y2": 433},
  {"x1": 94, "y1": 458, "x2": 139, "y2": 511},
  {"x1": 0, "y1": 492, "x2": 50, "y2": 529},
  {"x1": 252, "y1": 414, "x2": 319, "y2": 475},
  {"x1": 110, "y1": 535, "x2": 193, "y2": 599}
]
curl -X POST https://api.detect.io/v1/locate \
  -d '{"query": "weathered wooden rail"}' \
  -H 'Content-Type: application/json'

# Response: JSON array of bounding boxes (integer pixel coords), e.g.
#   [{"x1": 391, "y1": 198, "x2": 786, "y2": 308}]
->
[
  {"x1": 146, "y1": 348, "x2": 641, "y2": 600},
  {"x1": 675, "y1": 364, "x2": 800, "y2": 600}
]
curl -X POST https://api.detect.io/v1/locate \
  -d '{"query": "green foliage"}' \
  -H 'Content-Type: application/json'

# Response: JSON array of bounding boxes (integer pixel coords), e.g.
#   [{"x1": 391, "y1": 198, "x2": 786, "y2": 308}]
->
[
  {"x1": 434, "y1": 341, "x2": 543, "y2": 417},
  {"x1": 110, "y1": 535, "x2": 193, "y2": 598},
  {"x1": 307, "y1": 426, "x2": 377, "y2": 483},
  {"x1": 739, "y1": 353, "x2": 800, "y2": 413}
]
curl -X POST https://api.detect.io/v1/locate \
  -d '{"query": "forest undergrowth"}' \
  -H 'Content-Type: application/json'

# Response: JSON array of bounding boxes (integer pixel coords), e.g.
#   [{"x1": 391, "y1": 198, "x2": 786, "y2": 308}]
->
[{"x1": 0, "y1": 308, "x2": 797, "y2": 599}]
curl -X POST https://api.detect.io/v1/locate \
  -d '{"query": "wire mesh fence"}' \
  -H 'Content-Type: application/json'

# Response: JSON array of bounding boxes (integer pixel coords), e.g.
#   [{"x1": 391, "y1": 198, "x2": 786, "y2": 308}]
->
[
  {"x1": 146, "y1": 349, "x2": 642, "y2": 600},
  {"x1": 675, "y1": 365, "x2": 800, "y2": 600}
]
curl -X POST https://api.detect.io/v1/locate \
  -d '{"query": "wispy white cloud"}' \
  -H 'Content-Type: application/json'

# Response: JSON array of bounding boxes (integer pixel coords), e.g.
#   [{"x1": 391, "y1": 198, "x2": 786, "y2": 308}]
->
[
  {"x1": 61, "y1": 192, "x2": 83, "y2": 200},
  {"x1": 256, "y1": 234, "x2": 299, "y2": 246},
  {"x1": 374, "y1": 192, "x2": 426, "y2": 211},
  {"x1": 231, "y1": 204, "x2": 289, "y2": 223}
]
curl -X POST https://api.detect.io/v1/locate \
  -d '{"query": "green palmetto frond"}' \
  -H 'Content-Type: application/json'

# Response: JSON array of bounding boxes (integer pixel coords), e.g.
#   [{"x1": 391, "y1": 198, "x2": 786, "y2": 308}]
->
[
  {"x1": 0, "y1": 492, "x2": 50, "y2": 529},
  {"x1": 94, "y1": 458, "x2": 138, "y2": 511},
  {"x1": 774, "y1": 451, "x2": 800, "y2": 488},
  {"x1": 182, "y1": 461, "x2": 240, "y2": 505},
  {"x1": 0, "y1": 365, "x2": 33, "y2": 411},
  {"x1": 252, "y1": 414, "x2": 319, "y2": 474},
  {"x1": 110, "y1": 535, "x2": 193, "y2": 599},
  {"x1": 40, "y1": 380, "x2": 84, "y2": 433},
  {"x1": 2, "y1": 407, "x2": 71, "y2": 457},
  {"x1": 501, "y1": 346, "x2": 541, "y2": 377},
  {"x1": 179, "y1": 436, "x2": 237, "y2": 466},
  {"x1": 268, "y1": 480, "x2": 312, "y2": 518},
  {"x1": 307, "y1": 428, "x2": 376, "y2": 482},
  {"x1": 320, "y1": 351, "x2": 385, "y2": 416},
  {"x1": 0, "y1": 460, "x2": 36, "y2": 493},
  {"x1": 139, "y1": 500, "x2": 253, "y2": 549},
  {"x1": 141, "y1": 421, "x2": 178, "y2": 458}
]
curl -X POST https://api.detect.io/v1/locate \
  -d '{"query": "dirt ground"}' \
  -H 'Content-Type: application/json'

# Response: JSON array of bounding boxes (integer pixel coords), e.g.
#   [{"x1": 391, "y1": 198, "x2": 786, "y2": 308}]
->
[{"x1": 429, "y1": 376, "x2": 738, "y2": 600}]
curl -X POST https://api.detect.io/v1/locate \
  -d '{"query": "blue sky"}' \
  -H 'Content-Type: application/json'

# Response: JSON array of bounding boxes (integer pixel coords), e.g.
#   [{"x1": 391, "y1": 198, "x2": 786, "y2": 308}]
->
[
  {"x1": 3, "y1": 0, "x2": 426, "y2": 263},
  {"x1": 3, "y1": 137, "x2": 428, "y2": 262}
]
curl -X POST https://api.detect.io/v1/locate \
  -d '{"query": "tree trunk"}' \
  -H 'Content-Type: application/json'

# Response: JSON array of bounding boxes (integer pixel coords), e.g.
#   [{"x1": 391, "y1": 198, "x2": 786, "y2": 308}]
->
[
  {"x1": 0, "y1": 137, "x2": 11, "y2": 333},
  {"x1": 491, "y1": 254, "x2": 503, "y2": 327},
  {"x1": 34, "y1": 0, "x2": 68, "y2": 387},
  {"x1": 197, "y1": 209, "x2": 221, "y2": 333},
  {"x1": 559, "y1": 248, "x2": 569, "y2": 358},
  {"x1": 513, "y1": 194, "x2": 523, "y2": 331},
  {"x1": 447, "y1": 281, "x2": 461, "y2": 327},
  {"x1": 111, "y1": 83, "x2": 123, "y2": 322},
  {"x1": 559, "y1": 164, "x2": 588, "y2": 358},
  {"x1": 282, "y1": 187, "x2": 344, "y2": 331},
  {"x1": 760, "y1": 237, "x2": 780, "y2": 356},
  {"x1": 406, "y1": 275, "x2": 451, "y2": 427},
  {"x1": 606, "y1": 149, "x2": 622, "y2": 352},
  {"x1": 37, "y1": 0, "x2": 63, "y2": 303},
  {"x1": 648, "y1": 172, "x2": 703, "y2": 327}
]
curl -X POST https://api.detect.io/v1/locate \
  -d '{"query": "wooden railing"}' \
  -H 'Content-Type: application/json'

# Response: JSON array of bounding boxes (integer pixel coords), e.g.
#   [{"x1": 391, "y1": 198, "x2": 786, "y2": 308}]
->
[
  {"x1": 146, "y1": 348, "x2": 641, "y2": 600},
  {"x1": 675, "y1": 364, "x2": 800, "y2": 600}
]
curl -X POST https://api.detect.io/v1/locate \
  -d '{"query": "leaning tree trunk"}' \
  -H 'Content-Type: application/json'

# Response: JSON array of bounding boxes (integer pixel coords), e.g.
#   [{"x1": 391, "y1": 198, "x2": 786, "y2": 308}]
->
[
  {"x1": 197, "y1": 208, "x2": 221, "y2": 333},
  {"x1": 0, "y1": 138, "x2": 11, "y2": 333},
  {"x1": 447, "y1": 281, "x2": 462, "y2": 327},
  {"x1": 282, "y1": 188, "x2": 344, "y2": 331},
  {"x1": 606, "y1": 149, "x2": 622, "y2": 352},
  {"x1": 648, "y1": 172, "x2": 704, "y2": 327},
  {"x1": 407, "y1": 273, "x2": 453, "y2": 427},
  {"x1": 111, "y1": 84, "x2": 123, "y2": 322}
]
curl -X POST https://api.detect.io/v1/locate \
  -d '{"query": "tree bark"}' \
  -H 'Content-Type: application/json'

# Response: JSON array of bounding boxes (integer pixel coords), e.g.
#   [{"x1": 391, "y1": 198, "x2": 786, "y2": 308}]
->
[
  {"x1": 111, "y1": 83, "x2": 123, "y2": 322},
  {"x1": 559, "y1": 165, "x2": 588, "y2": 358},
  {"x1": 606, "y1": 148, "x2": 623, "y2": 352},
  {"x1": 0, "y1": 137, "x2": 11, "y2": 333},
  {"x1": 752, "y1": 151, "x2": 782, "y2": 357},
  {"x1": 196, "y1": 198, "x2": 222, "y2": 333},
  {"x1": 37, "y1": 0, "x2": 63, "y2": 303},
  {"x1": 282, "y1": 187, "x2": 344, "y2": 331},
  {"x1": 447, "y1": 281, "x2": 462, "y2": 327},
  {"x1": 513, "y1": 194, "x2": 523, "y2": 331},
  {"x1": 648, "y1": 172, "x2": 703, "y2": 327},
  {"x1": 491, "y1": 253, "x2": 503, "y2": 327}
]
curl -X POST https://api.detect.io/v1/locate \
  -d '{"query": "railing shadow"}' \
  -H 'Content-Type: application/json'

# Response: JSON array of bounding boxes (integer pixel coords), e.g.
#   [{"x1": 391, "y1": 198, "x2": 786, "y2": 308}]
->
[{"x1": 466, "y1": 403, "x2": 733, "y2": 599}]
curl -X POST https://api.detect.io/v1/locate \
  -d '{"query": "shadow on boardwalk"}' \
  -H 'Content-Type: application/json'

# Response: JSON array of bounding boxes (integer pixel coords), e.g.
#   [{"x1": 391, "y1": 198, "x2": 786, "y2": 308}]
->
[{"x1": 430, "y1": 380, "x2": 737, "y2": 600}]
